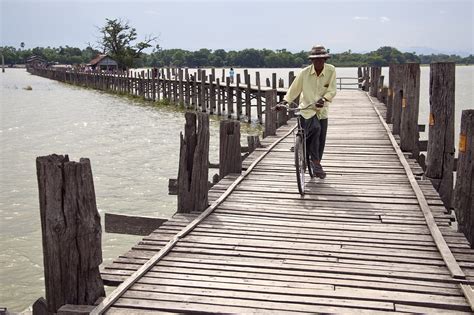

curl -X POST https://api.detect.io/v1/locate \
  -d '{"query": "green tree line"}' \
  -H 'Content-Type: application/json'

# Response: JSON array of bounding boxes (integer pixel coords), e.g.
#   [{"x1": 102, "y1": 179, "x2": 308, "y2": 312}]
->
[{"x1": 1, "y1": 45, "x2": 472, "y2": 68}]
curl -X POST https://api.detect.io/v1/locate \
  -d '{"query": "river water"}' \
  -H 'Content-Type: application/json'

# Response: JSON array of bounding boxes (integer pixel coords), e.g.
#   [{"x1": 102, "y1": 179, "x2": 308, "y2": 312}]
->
[{"x1": 0, "y1": 66, "x2": 472, "y2": 311}]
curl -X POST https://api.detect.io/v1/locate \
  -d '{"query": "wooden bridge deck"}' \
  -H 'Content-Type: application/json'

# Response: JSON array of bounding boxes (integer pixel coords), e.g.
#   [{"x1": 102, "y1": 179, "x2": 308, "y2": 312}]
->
[{"x1": 97, "y1": 90, "x2": 474, "y2": 314}]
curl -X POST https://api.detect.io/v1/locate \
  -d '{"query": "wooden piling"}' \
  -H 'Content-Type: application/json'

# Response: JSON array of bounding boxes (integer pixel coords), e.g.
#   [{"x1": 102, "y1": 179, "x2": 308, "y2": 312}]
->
[
  {"x1": 386, "y1": 64, "x2": 395, "y2": 123},
  {"x1": 177, "y1": 112, "x2": 210, "y2": 213},
  {"x1": 216, "y1": 78, "x2": 222, "y2": 115},
  {"x1": 236, "y1": 74, "x2": 242, "y2": 119},
  {"x1": 219, "y1": 120, "x2": 242, "y2": 178},
  {"x1": 425, "y1": 62, "x2": 455, "y2": 209},
  {"x1": 247, "y1": 135, "x2": 262, "y2": 154},
  {"x1": 392, "y1": 64, "x2": 406, "y2": 135},
  {"x1": 36, "y1": 154, "x2": 105, "y2": 313},
  {"x1": 244, "y1": 70, "x2": 251, "y2": 122},
  {"x1": 454, "y1": 110, "x2": 474, "y2": 247},
  {"x1": 264, "y1": 89, "x2": 277, "y2": 137},
  {"x1": 226, "y1": 77, "x2": 233, "y2": 118},
  {"x1": 256, "y1": 72, "x2": 263, "y2": 124},
  {"x1": 357, "y1": 67, "x2": 363, "y2": 88},
  {"x1": 400, "y1": 63, "x2": 420, "y2": 157}
]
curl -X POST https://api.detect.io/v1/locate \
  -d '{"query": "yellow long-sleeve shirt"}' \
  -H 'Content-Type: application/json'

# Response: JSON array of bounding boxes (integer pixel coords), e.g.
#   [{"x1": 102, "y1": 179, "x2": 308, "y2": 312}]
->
[{"x1": 283, "y1": 63, "x2": 337, "y2": 120}]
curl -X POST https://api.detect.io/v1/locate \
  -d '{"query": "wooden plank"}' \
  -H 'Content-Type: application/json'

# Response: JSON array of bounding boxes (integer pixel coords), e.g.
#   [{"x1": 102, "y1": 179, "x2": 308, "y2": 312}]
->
[{"x1": 368, "y1": 92, "x2": 466, "y2": 280}]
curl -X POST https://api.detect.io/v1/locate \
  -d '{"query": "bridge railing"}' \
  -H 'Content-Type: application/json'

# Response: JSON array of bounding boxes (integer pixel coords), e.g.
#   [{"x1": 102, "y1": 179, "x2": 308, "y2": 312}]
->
[{"x1": 336, "y1": 76, "x2": 361, "y2": 90}]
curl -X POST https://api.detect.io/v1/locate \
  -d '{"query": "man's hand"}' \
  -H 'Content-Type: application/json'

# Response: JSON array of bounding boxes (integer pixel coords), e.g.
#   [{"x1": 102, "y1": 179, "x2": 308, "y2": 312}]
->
[{"x1": 315, "y1": 98, "x2": 325, "y2": 108}]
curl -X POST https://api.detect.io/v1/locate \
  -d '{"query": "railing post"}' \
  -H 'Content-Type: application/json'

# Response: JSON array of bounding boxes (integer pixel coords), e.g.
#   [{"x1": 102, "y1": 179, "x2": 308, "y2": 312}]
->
[
  {"x1": 425, "y1": 62, "x2": 455, "y2": 209},
  {"x1": 36, "y1": 154, "x2": 105, "y2": 313},
  {"x1": 454, "y1": 110, "x2": 474, "y2": 246},
  {"x1": 400, "y1": 63, "x2": 421, "y2": 158},
  {"x1": 177, "y1": 112, "x2": 210, "y2": 213},
  {"x1": 264, "y1": 89, "x2": 277, "y2": 137},
  {"x1": 392, "y1": 64, "x2": 407, "y2": 135},
  {"x1": 219, "y1": 120, "x2": 242, "y2": 179}
]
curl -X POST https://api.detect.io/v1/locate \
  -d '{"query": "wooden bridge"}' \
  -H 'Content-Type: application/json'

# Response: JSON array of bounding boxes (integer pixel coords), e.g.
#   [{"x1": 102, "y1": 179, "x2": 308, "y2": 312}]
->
[
  {"x1": 92, "y1": 90, "x2": 474, "y2": 314},
  {"x1": 28, "y1": 63, "x2": 474, "y2": 314}
]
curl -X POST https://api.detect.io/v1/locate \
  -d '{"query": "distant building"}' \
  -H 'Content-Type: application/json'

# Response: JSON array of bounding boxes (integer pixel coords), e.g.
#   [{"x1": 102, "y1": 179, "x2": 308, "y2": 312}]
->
[
  {"x1": 88, "y1": 54, "x2": 118, "y2": 71},
  {"x1": 26, "y1": 55, "x2": 47, "y2": 68}
]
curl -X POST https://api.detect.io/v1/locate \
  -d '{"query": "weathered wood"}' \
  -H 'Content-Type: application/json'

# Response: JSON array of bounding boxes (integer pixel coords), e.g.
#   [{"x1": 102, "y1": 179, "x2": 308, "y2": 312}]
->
[
  {"x1": 219, "y1": 120, "x2": 242, "y2": 178},
  {"x1": 256, "y1": 72, "x2": 263, "y2": 123},
  {"x1": 104, "y1": 213, "x2": 168, "y2": 236},
  {"x1": 264, "y1": 89, "x2": 277, "y2": 137},
  {"x1": 177, "y1": 112, "x2": 210, "y2": 213},
  {"x1": 247, "y1": 135, "x2": 262, "y2": 154},
  {"x1": 36, "y1": 154, "x2": 105, "y2": 313},
  {"x1": 32, "y1": 297, "x2": 50, "y2": 315},
  {"x1": 57, "y1": 304, "x2": 97, "y2": 315},
  {"x1": 226, "y1": 77, "x2": 233, "y2": 118},
  {"x1": 454, "y1": 110, "x2": 474, "y2": 247},
  {"x1": 400, "y1": 63, "x2": 420, "y2": 157},
  {"x1": 377, "y1": 74, "x2": 384, "y2": 101},
  {"x1": 391, "y1": 64, "x2": 405, "y2": 134},
  {"x1": 425, "y1": 62, "x2": 455, "y2": 209},
  {"x1": 357, "y1": 67, "x2": 363, "y2": 88},
  {"x1": 236, "y1": 74, "x2": 242, "y2": 118}
]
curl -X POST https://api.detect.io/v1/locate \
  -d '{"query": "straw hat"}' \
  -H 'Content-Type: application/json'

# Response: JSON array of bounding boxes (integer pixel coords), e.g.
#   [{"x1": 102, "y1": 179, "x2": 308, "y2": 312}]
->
[{"x1": 308, "y1": 45, "x2": 330, "y2": 59}]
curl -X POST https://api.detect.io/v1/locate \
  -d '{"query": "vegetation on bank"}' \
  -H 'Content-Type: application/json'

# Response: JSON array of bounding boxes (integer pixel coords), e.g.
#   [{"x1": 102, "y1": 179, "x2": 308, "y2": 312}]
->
[{"x1": 2, "y1": 45, "x2": 473, "y2": 68}]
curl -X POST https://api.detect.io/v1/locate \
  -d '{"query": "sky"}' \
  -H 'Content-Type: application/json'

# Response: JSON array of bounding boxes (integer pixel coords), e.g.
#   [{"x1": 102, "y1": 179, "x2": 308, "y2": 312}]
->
[{"x1": 1, "y1": 0, "x2": 473, "y2": 56}]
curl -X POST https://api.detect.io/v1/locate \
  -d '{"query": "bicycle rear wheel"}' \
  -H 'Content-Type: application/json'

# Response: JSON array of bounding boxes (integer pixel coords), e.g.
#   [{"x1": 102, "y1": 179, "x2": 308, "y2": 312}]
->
[{"x1": 294, "y1": 134, "x2": 306, "y2": 195}]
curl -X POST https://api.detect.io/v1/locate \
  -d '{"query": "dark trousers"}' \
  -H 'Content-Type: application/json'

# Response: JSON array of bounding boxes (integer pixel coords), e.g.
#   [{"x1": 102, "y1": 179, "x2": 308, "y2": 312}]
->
[{"x1": 300, "y1": 116, "x2": 328, "y2": 161}]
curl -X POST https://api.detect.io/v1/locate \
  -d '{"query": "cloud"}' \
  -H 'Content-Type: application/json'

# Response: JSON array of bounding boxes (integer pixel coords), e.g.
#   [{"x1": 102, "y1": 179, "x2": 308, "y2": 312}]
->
[
  {"x1": 379, "y1": 16, "x2": 390, "y2": 23},
  {"x1": 353, "y1": 16, "x2": 369, "y2": 21}
]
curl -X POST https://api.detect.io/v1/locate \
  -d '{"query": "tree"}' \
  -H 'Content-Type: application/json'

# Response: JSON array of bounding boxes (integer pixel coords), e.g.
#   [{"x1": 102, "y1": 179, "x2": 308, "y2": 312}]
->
[{"x1": 98, "y1": 18, "x2": 156, "y2": 69}]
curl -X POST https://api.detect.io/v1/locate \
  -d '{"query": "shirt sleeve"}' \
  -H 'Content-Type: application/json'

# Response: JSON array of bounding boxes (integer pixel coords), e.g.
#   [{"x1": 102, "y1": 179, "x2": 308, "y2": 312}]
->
[
  {"x1": 283, "y1": 72, "x2": 303, "y2": 104},
  {"x1": 323, "y1": 68, "x2": 337, "y2": 102}
]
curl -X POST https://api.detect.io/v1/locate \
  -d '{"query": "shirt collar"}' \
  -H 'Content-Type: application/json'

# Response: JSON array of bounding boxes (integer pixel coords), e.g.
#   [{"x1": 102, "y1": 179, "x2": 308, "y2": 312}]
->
[{"x1": 310, "y1": 64, "x2": 326, "y2": 77}]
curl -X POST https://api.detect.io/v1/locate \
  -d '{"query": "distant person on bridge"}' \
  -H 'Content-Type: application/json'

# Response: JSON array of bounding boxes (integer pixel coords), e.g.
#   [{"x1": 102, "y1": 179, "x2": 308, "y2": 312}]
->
[
  {"x1": 229, "y1": 67, "x2": 235, "y2": 84},
  {"x1": 283, "y1": 45, "x2": 337, "y2": 178}
]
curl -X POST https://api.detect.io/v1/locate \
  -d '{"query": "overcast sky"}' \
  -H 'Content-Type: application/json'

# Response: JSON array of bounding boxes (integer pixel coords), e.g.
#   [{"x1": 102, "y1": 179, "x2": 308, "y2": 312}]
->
[{"x1": 1, "y1": 0, "x2": 473, "y2": 56}]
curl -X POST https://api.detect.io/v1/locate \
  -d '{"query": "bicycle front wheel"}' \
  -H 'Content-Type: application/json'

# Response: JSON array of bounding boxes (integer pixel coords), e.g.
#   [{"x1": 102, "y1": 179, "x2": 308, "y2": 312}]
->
[{"x1": 294, "y1": 134, "x2": 306, "y2": 195}]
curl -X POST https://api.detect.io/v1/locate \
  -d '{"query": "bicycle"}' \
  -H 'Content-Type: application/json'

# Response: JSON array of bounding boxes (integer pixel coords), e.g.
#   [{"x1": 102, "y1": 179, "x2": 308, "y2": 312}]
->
[{"x1": 273, "y1": 101, "x2": 323, "y2": 195}]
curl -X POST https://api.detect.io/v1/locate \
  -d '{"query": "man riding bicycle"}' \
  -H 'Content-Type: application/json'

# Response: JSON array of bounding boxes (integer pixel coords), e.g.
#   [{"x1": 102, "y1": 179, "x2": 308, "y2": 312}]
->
[{"x1": 283, "y1": 44, "x2": 337, "y2": 178}]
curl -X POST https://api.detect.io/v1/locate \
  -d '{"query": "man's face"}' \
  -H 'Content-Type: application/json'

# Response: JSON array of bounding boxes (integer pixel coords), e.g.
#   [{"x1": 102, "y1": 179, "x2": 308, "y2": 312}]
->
[{"x1": 311, "y1": 58, "x2": 326, "y2": 70}]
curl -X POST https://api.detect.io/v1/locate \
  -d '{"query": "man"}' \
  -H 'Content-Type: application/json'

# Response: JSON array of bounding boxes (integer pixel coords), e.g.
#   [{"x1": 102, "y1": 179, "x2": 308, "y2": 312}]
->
[{"x1": 283, "y1": 45, "x2": 337, "y2": 178}]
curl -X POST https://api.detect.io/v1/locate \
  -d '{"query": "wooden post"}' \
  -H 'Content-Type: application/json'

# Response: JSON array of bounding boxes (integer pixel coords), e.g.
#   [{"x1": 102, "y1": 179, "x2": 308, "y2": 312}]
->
[
  {"x1": 200, "y1": 70, "x2": 206, "y2": 112},
  {"x1": 185, "y1": 68, "x2": 190, "y2": 107},
  {"x1": 36, "y1": 154, "x2": 105, "y2": 313},
  {"x1": 219, "y1": 120, "x2": 242, "y2": 178},
  {"x1": 364, "y1": 66, "x2": 370, "y2": 92},
  {"x1": 177, "y1": 112, "x2": 210, "y2": 213},
  {"x1": 256, "y1": 72, "x2": 263, "y2": 124},
  {"x1": 377, "y1": 75, "x2": 384, "y2": 101},
  {"x1": 400, "y1": 63, "x2": 420, "y2": 157},
  {"x1": 209, "y1": 73, "x2": 216, "y2": 114},
  {"x1": 236, "y1": 74, "x2": 242, "y2": 119},
  {"x1": 1, "y1": 54, "x2": 5, "y2": 73},
  {"x1": 266, "y1": 78, "x2": 271, "y2": 87},
  {"x1": 178, "y1": 68, "x2": 184, "y2": 105},
  {"x1": 357, "y1": 67, "x2": 363, "y2": 88},
  {"x1": 454, "y1": 110, "x2": 474, "y2": 246},
  {"x1": 247, "y1": 135, "x2": 262, "y2": 154},
  {"x1": 216, "y1": 78, "x2": 222, "y2": 115},
  {"x1": 264, "y1": 89, "x2": 277, "y2": 137},
  {"x1": 386, "y1": 64, "x2": 395, "y2": 123},
  {"x1": 272, "y1": 73, "x2": 277, "y2": 89},
  {"x1": 425, "y1": 62, "x2": 455, "y2": 209},
  {"x1": 226, "y1": 77, "x2": 233, "y2": 118},
  {"x1": 392, "y1": 64, "x2": 406, "y2": 135},
  {"x1": 244, "y1": 70, "x2": 251, "y2": 122}
]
